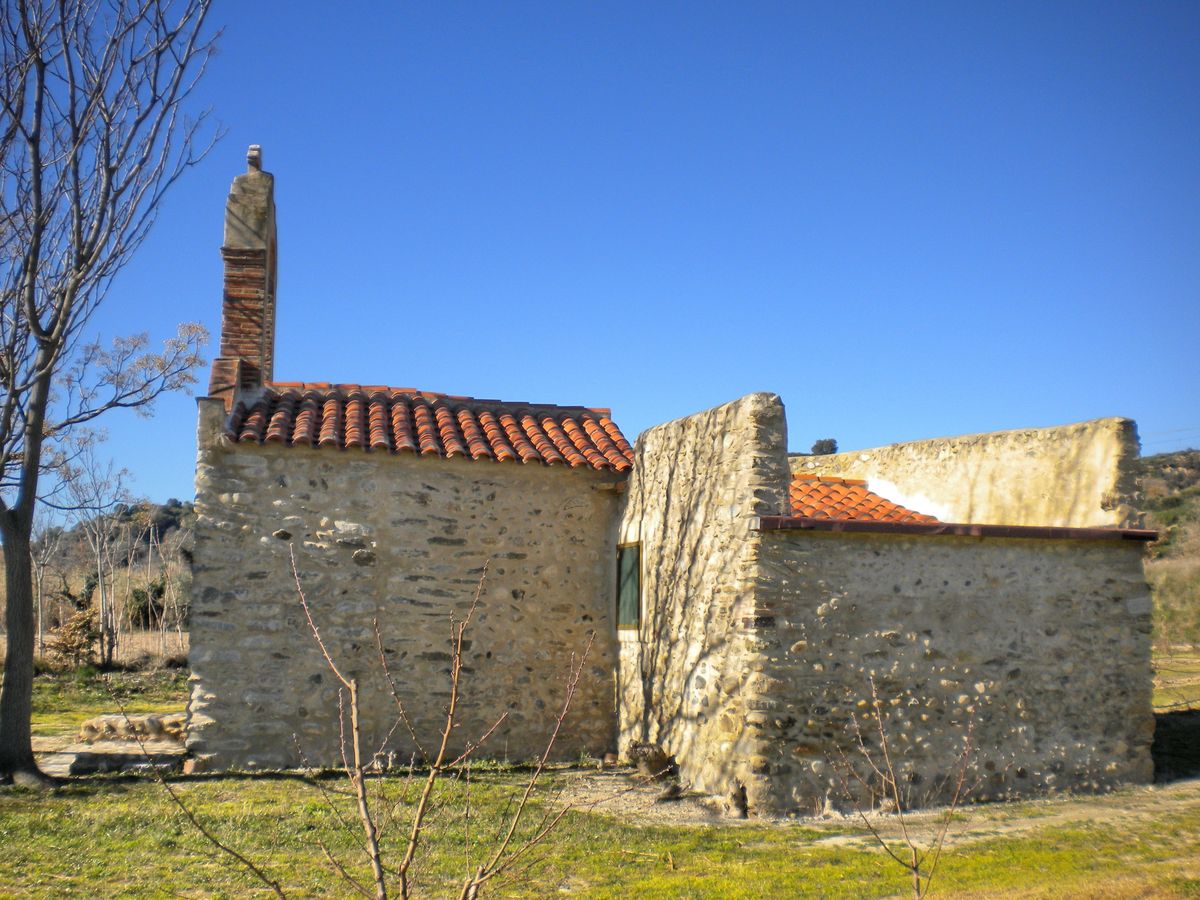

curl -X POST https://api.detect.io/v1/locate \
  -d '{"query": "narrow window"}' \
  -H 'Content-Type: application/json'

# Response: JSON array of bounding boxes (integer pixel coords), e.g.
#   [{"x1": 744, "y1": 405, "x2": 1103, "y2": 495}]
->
[{"x1": 616, "y1": 543, "x2": 640, "y2": 629}]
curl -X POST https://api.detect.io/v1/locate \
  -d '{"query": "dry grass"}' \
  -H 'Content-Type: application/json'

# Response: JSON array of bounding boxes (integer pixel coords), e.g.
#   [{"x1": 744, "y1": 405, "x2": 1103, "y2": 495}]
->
[
  {"x1": 1154, "y1": 647, "x2": 1200, "y2": 712},
  {"x1": 0, "y1": 629, "x2": 188, "y2": 670}
]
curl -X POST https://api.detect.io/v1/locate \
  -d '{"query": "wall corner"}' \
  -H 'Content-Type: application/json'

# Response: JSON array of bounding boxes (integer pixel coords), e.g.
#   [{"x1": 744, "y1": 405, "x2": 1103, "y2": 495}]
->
[
  {"x1": 196, "y1": 396, "x2": 230, "y2": 451},
  {"x1": 1104, "y1": 417, "x2": 1144, "y2": 528}
]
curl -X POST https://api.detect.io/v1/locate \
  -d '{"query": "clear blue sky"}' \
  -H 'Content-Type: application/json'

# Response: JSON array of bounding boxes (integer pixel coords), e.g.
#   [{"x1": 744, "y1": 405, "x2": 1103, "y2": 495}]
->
[{"x1": 91, "y1": 1, "x2": 1199, "y2": 503}]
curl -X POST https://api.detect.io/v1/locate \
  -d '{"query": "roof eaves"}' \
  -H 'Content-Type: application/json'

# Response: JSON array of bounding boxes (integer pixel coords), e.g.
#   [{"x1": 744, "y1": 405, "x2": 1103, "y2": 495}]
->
[{"x1": 750, "y1": 516, "x2": 1158, "y2": 542}]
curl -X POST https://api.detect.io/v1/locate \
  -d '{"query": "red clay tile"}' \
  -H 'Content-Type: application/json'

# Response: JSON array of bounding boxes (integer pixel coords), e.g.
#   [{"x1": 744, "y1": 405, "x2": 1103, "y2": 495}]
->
[
  {"x1": 412, "y1": 401, "x2": 441, "y2": 456},
  {"x1": 521, "y1": 414, "x2": 566, "y2": 466},
  {"x1": 477, "y1": 411, "x2": 517, "y2": 462},
  {"x1": 435, "y1": 405, "x2": 468, "y2": 458},
  {"x1": 368, "y1": 392, "x2": 391, "y2": 451},
  {"x1": 228, "y1": 384, "x2": 635, "y2": 472},
  {"x1": 789, "y1": 475, "x2": 938, "y2": 524},
  {"x1": 344, "y1": 391, "x2": 367, "y2": 450},
  {"x1": 389, "y1": 399, "x2": 417, "y2": 454},
  {"x1": 499, "y1": 412, "x2": 541, "y2": 463},
  {"x1": 318, "y1": 396, "x2": 341, "y2": 448},
  {"x1": 264, "y1": 390, "x2": 296, "y2": 443},
  {"x1": 237, "y1": 396, "x2": 270, "y2": 443},
  {"x1": 291, "y1": 391, "x2": 321, "y2": 446}
]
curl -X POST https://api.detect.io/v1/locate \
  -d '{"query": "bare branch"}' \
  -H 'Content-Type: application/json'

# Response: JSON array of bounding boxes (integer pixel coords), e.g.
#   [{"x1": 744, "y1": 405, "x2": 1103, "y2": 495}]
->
[
  {"x1": 458, "y1": 631, "x2": 595, "y2": 897},
  {"x1": 105, "y1": 685, "x2": 285, "y2": 898},
  {"x1": 1, "y1": 0, "x2": 219, "y2": 781}
]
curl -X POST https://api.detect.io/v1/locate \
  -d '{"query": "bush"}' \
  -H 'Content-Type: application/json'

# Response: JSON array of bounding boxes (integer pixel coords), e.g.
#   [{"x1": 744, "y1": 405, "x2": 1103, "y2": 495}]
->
[{"x1": 46, "y1": 606, "x2": 99, "y2": 669}]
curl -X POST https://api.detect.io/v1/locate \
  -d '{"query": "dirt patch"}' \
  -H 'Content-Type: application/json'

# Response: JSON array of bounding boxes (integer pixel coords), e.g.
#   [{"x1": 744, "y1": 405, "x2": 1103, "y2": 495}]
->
[
  {"x1": 806, "y1": 778, "x2": 1200, "y2": 851},
  {"x1": 555, "y1": 766, "x2": 1200, "y2": 849},
  {"x1": 555, "y1": 768, "x2": 750, "y2": 827}
]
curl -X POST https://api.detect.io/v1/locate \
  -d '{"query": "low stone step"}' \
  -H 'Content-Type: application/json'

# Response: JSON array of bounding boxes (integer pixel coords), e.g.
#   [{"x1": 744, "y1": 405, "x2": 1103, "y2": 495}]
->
[{"x1": 38, "y1": 739, "x2": 187, "y2": 778}]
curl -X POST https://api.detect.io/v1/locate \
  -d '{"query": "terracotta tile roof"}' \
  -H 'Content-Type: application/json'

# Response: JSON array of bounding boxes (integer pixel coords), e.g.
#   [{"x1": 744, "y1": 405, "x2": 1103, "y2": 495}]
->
[
  {"x1": 789, "y1": 475, "x2": 938, "y2": 523},
  {"x1": 228, "y1": 383, "x2": 634, "y2": 472}
]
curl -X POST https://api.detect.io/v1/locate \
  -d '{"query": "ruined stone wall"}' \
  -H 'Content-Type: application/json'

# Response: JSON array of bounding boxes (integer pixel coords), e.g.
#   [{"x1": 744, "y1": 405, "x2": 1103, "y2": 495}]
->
[
  {"x1": 753, "y1": 529, "x2": 1154, "y2": 816},
  {"x1": 791, "y1": 418, "x2": 1141, "y2": 528},
  {"x1": 188, "y1": 399, "x2": 621, "y2": 770},
  {"x1": 616, "y1": 393, "x2": 792, "y2": 808}
]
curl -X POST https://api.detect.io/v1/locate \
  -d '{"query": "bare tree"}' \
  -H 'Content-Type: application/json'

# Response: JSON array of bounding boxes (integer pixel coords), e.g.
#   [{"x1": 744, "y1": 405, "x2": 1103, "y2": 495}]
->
[
  {"x1": 29, "y1": 508, "x2": 64, "y2": 654},
  {"x1": 59, "y1": 433, "x2": 130, "y2": 667},
  {"x1": 116, "y1": 550, "x2": 595, "y2": 898},
  {"x1": 0, "y1": 0, "x2": 217, "y2": 785},
  {"x1": 830, "y1": 676, "x2": 979, "y2": 899},
  {"x1": 152, "y1": 518, "x2": 190, "y2": 658}
]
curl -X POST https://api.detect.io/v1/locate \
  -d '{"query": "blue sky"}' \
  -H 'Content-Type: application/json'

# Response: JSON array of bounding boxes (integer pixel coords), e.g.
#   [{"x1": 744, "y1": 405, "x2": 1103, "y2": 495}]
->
[{"x1": 90, "y1": 1, "x2": 1199, "y2": 503}]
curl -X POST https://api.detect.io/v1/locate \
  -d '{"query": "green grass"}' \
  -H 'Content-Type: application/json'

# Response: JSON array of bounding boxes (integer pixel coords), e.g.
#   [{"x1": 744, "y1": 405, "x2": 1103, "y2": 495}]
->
[
  {"x1": 30, "y1": 667, "x2": 188, "y2": 740},
  {"x1": 1, "y1": 776, "x2": 1199, "y2": 897},
  {"x1": 4, "y1": 665, "x2": 1199, "y2": 897},
  {"x1": 1154, "y1": 650, "x2": 1200, "y2": 712}
]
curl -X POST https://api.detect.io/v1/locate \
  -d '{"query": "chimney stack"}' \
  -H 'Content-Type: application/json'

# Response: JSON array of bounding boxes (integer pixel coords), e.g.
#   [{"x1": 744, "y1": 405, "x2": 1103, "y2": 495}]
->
[{"x1": 208, "y1": 144, "x2": 277, "y2": 409}]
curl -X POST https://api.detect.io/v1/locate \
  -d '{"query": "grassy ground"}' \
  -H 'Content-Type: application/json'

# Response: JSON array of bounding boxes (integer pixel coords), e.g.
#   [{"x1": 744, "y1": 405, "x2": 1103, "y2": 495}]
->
[
  {"x1": 30, "y1": 667, "x2": 188, "y2": 746},
  {"x1": 1154, "y1": 648, "x2": 1200, "y2": 712},
  {"x1": 1, "y1": 771, "x2": 1199, "y2": 897},
  {"x1": 1, "y1": 661, "x2": 1198, "y2": 897}
]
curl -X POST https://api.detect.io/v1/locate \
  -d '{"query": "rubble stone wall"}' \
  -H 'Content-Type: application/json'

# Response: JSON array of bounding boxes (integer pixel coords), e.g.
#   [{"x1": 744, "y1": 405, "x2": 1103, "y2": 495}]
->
[
  {"x1": 188, "y1": 398, "x2": 622, "y2": 770},
  {"x1": 791, "y1": 418, "x2": 1141, "y2": 528},
  {"x1": 753, "y1": 529, "x2": 1155, "y2": 816},
  {"x1": 616, "y1": 392, "x2": 792, "y2": 809}
]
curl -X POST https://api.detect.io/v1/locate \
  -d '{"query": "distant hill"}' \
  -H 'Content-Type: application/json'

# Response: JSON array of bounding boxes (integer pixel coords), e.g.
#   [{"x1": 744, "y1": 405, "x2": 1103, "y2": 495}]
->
[
  {"x1": 0, "y1": 499, "x2": 194, "y2": 623},
  {"x1": 62, "y1": 497, "x2": 192, "y2": 552},
  {"x1": 1137, "y1": 449, "x2": 1200, "y2": 645}
]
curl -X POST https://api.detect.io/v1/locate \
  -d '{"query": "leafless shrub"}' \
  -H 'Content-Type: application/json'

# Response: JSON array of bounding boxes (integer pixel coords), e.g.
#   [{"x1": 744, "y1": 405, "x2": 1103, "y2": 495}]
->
[
  {"x1": 829, "y1": 676, "x2": 979, "y2": 899},
  {"x1": 287, "y1": 545, "x2": 595, "y2": 899}
]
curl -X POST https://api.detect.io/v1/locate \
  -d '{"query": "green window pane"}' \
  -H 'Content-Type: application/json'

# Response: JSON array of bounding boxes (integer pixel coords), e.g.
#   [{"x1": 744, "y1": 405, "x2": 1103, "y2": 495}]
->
[{"x1": 617, "y1": 545, "x2": 639, "y2": 628}]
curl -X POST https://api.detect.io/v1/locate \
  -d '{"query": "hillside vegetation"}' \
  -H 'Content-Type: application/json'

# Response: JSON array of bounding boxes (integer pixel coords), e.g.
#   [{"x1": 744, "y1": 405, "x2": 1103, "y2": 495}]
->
[
  {"x1": 0, "y1": 499, "x2": 193, "y2": 669},
  {"x1": 1138, "y1": 450, "x2": 1200, "y2": 647}
]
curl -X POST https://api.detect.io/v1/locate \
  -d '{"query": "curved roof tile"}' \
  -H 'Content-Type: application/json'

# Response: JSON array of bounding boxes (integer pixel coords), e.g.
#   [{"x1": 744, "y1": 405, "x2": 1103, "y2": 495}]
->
[
  {"x1": 228, "y1": 384, "x2": 635, "y2": 473},
  {"x1": 789, "y1": 475, "x2": 938, "y2": 524}
]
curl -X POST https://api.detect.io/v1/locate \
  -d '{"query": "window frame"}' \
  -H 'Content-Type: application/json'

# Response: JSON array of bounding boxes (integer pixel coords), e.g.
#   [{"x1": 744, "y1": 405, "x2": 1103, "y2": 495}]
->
[{"x1": 615, "y1": 542, "x2": 641, "y2": 631}]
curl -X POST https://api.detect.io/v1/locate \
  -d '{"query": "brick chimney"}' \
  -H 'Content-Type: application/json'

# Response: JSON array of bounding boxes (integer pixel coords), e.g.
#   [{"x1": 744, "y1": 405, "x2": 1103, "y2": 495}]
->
[{"x1": 208, "y1": 144, "x2": 277, "y2": 409}]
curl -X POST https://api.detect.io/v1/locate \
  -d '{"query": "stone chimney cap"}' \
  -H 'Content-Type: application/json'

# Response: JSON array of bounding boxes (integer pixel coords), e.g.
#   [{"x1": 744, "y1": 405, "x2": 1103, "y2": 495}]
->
[{"x1": 247, "y1": 144, "x2": 262, "y2": 171}]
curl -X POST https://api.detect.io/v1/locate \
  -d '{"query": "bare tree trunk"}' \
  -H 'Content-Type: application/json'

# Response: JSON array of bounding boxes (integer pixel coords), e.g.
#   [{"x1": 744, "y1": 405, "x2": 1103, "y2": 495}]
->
[
  {"x1": 0, "y1": 0, "x2": 216, "y2": 780},
  {"x1": 33, "y1": 557, "x2": 44, "y2": 657},
  {"x1": 104, "y1": 531, "x2": 121, "y2": 664},
  {"x1": 0, "y1": 520, "x2": 44, "y2": 784},
  {"x1": 93, "y1": 542, "x2": 109, "y2": 667},
  {"x1": 0, "y1": 370, "x2": 54, "y2": 785}
]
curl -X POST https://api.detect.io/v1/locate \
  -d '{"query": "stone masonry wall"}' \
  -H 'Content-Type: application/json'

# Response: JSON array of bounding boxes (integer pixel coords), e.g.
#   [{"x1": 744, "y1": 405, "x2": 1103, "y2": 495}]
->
[
  {"x1": 188, "y1": 398, "x2": 622, "y2": 770},
  {"x1": 792, "y1": 418, "x2": 1141, "y2": 528},
  {"x1": 753, "y1": 529, "x2": 1154, "y2": 816},
  {"x1": 616, "y1": 393, "x2": 792, "y2": 809}
]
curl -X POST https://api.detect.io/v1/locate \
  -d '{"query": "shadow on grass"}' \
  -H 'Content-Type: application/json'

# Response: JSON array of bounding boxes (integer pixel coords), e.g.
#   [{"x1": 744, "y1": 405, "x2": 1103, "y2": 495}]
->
[
  {"x1": 46, "y1": 761, "x2": 579, "y2": 792},
  {"x1": 1153, "y1": 710, "x2": 1200, "y2": 783}
]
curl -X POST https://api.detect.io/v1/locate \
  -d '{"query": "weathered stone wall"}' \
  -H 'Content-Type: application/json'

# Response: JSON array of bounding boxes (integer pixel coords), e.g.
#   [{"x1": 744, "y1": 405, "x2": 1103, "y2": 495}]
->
[
  {"x1": 753, "y1": 529, "x2": 1154, "y2": 816},
  {"x1": 791, "y1": 418, "x2": 1141, "y2": 528},
  {"x1": 188, "y1": 398, "x2": 622, "y2": 770},
  {"x1": 616, "y1": 393, "x2": 792, "y2": 809}
]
